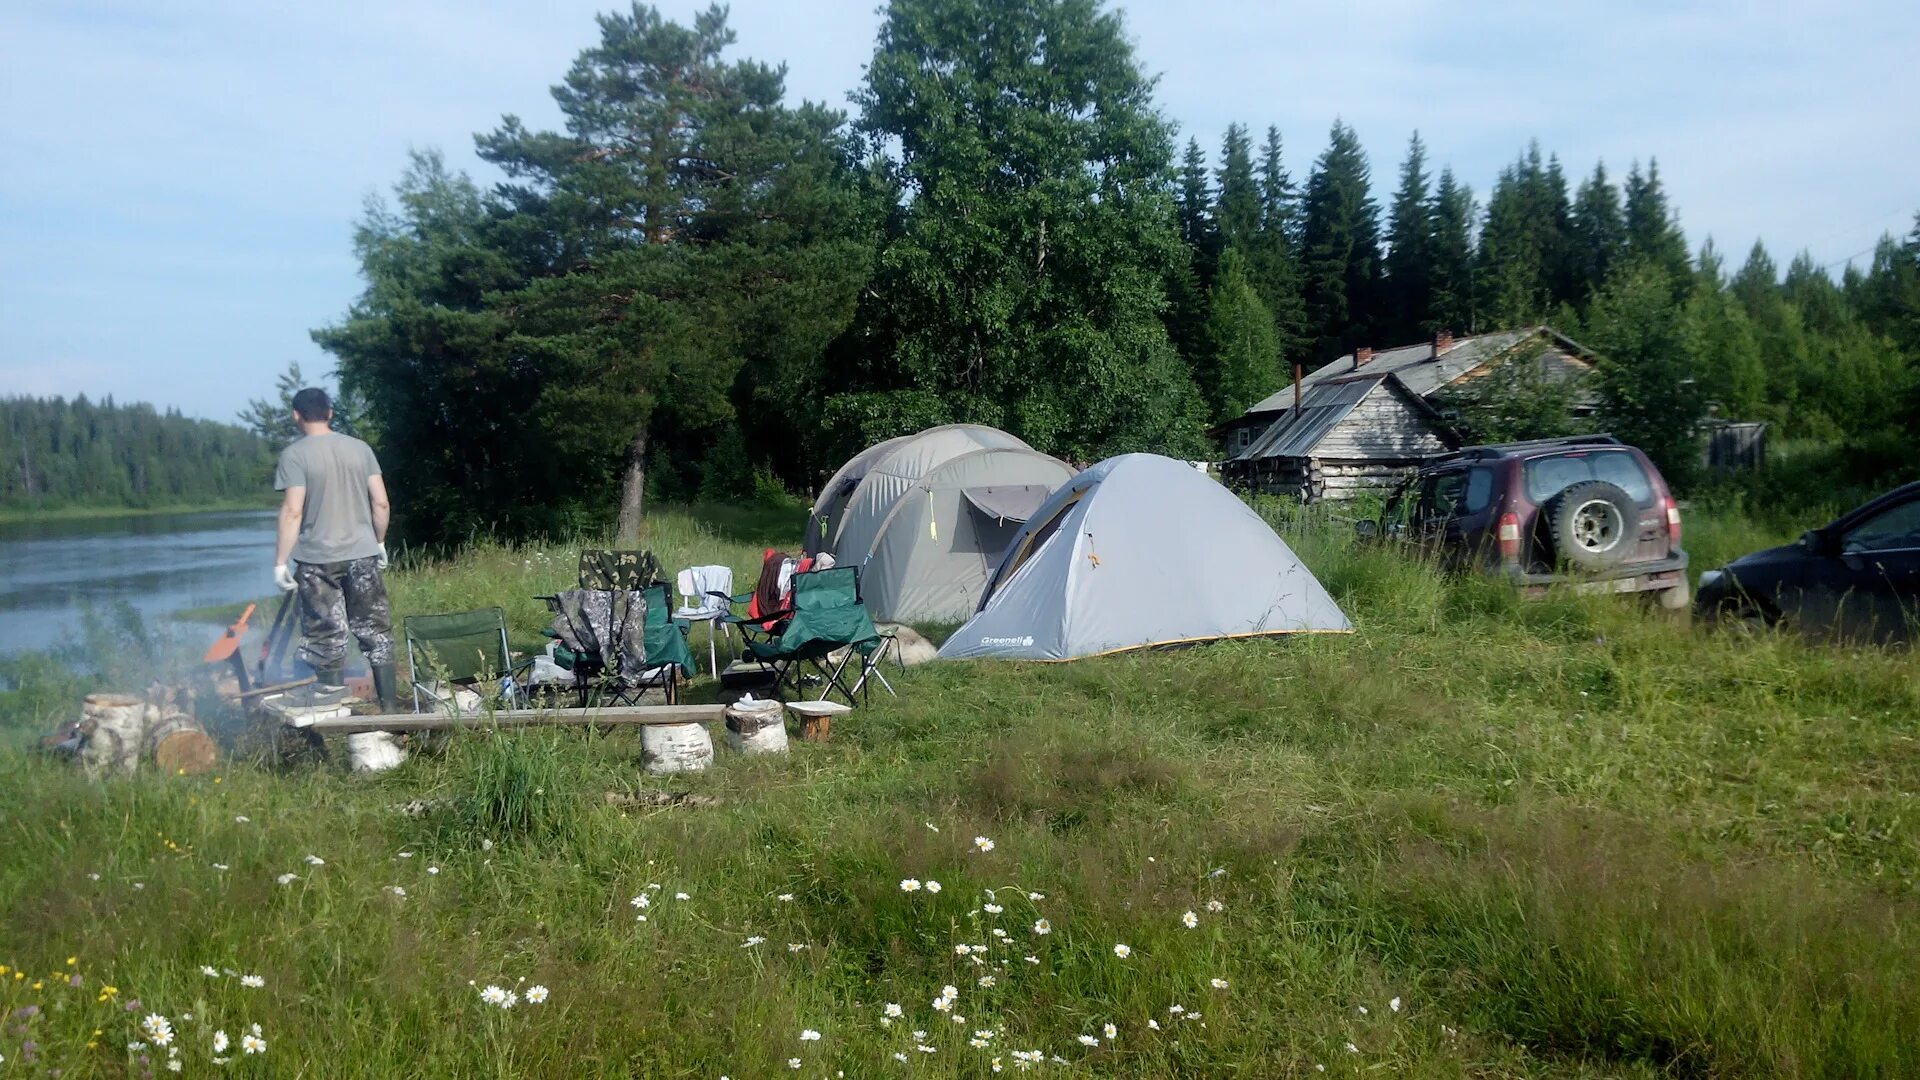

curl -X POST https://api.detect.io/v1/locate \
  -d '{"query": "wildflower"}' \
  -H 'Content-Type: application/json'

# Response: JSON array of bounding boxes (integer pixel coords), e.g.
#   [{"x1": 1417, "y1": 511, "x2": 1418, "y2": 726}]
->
[
  {"x1": 501, "y1": 990, "x2": 519, "y2": 1009},
  {"x1": 235, "y1": 815, "x2": 249, "y2": 823},
  {"x1": 1210, "y1": 978, "x2": 1229, "y2": 990},
  {"x1": 777, "y1": 893, "x2": 795, "y2": 902},
  {"x1": 428, "y1": 867, "x2": 440, "y2": 875},
  {"x1": 1147, "y1": 1019, "x2": 1160, "y2": 1031},
  {"x1": 239, "y1": 974, "x2": 264, "y2": 988},
  {"x1": 1357, "y1": 1005, "x2": 1369, "y2": 1016},
  {"x1": 242, "y1": 1033, "x2": 266, "y2": 1055},
  {"x1": 66, "y1": 956, "x2": 76, "y2": 966},
  {"x1": 1028, "y1": 892, "x2": 1045, "y2": 901},
  {"x1": 1389, "y1": 996, "x2": 1402, "y2": 1013},
  {"x1": 304, "y1": 854, "x2": 325, "y2": 866},
  {"x1": 1168, "y1": 1005, "x2": 1185, "y2": 1016},
  {"x1": 1204, "y1": 899, "x2": 1224, "y2": 912},
  {"x1": 940, "y1": 985, "x2": 958, "y2": 1001},
  {"x1": 167, "y1": 1058, "x2": 182, "y2": 1072},
  {"x1": 142, "y1": 1015, "x2": 174, "y2": 1046},
  {"x1": 200, "y1": 966, "x2": 219, "y2": 977},
  {"x1": 1077, "y1": 1035, "x2": 1099, "y2": 1047},
  {"x1": 88, "y1": 872, "x2": 101, "y2": 880},
  {"x1": 1112, "y1": 943, "x2": 1132, "y2": 958},
  {"x1": 1345, "y1": 1042, "x2": 1359, "y2": 1054},
  {"x1": 883, "y1": 1003, "x2": 904, "y2": 1019},
  {"x1": 990, "y1": 928, "x2": 1009, "y2": 939},
  {"x1": 526, "y1": 985, "x2": 549, "y2": 1004},
  {"x1": 133, "y1": 882, "x2": 146, "y2": 890},
  {"x1": 275, "y1": 873, "x2": 298, "y2": 886},
  {"x1": 743, "y1": 936, "x2": 766, "y2": 948},
  {"x1": 1024, "y1": 955, "x2": 1040, "y2": 964},
  {"x1": 1032, "y1": 919, "x2": 1051, "y2": 935},
  {"x1": 925, "y1": 880, "x2": 943, "y2": 893},
  {"x1": 973, "y1": 1029, "x2": 996, "y2": 1041},
  {"x1": 932, "y1": 997, "x2": 953, "y2": 1013},
  {"x1": 480, "y1": 985, "x2": 510, "y2": 1007},
  {"x1": 925, "y1": 822, "x2": 940, "y2": 832},
  {"x1": 954, "y1": 944, "x2": 972, "y2": 956},
  {"x1": 1181, "y1": 910, "x2": 1199, "y2": 929},
  {"x1": 893, "y1": 1052, "x2": 909, "y2": 1062},
  {"x1": 788, "y1": 943, "x2": 807, "y2": 952},
  {"x1": 992, "y1": 1057, "x2": 1003, "y2": 1072},
  {"x1": 970, "y1": 1037, "x2": 991, "y2": 1049},
  {"x1": 631, "y1": 894, "x2": 652, "y2": 909},
  {"x1": 799, "y1": 1029, "x2": 821, "y2": 1041},
  {"x1": 788, "y1": 1058, "x2": 802, "y2": 1069},
  {"x1": 912, "y1": 1030, "x2": 928, "y2": 1041},
  {"x1": 397, "y1": 851, "x2": 414, "y2": 859},
  {"x1": 974, "y1": 836, "x2": 995, "y2": 853},
  {"x1": 977, "y1": 975, "x2": 996, "y2": 988},
  {"x1": 915, "y1": 1044, "x2": 936, "y2": 1054},
  {"x1": 387, "y1": 886, "x2": 406, "y2": 898},
  {"x1": 129, "y1": 1042, "x2": 148, "y2": 1052},
  {"x1": 1104, "y1": 1023, "x2": 1117, "y2": 1040},
  {"x1": 213, "y1": 863, "x2": 229, "y2": 871},
  {"x1": 212, "y1": 1031, "x2": 229, "y2": 1053},
  {"x1": 481, "y1": 839, "x2": 493, "y2": 851},
  {"x1": 984, "y1": 903, "x2": 1003, "y2": 914},
  {"x1": 899, "y1": 878, "x2": 922, "y2": 893}
]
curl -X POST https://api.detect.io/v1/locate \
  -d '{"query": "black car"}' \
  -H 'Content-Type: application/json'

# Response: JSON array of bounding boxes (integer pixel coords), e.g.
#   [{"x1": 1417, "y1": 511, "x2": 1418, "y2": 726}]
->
[{"x1": 1695, "y1": 481, "x2": 1920, "y2": 644}]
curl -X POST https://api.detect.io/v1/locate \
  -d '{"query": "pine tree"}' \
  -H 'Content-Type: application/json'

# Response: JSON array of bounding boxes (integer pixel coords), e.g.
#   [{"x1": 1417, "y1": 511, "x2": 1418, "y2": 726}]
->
[
  {"x1": 1176, "y1": 137, "x2": 1220, "y2": 281},
  {"x1": 1427, "y1": 168, "x2": 1475, "y2": 335},
  {"x1": 850, "y1": 0, "x2": 1207, "y2": 459},
  {"x1": 1298, "y1": 120, "x2": 1381, "y2": 361},
  {"x1": 1475, "y1": 143, "x2": 1568, "y2": 328},
  {"x1": 1166, "y1": 136, "x2": 1219, "y2": 393},
  {"x1": 1214, "y1": 124, "x2": 1260, "y2": 252},
  {"x1": 1731, "y1": 240, "x2": 1781, "y2": 321},
  {"x1": 1568, "y1": 162, "x2": 1625, "y2": 302},
  {"x1": 1382, "y1": 131, "x2": 1435, "y2": 343},
  {"x1": 1250, "y1": 125, "x2": 1307, "y2": 361},
  {"x1": 1202, "y1": 249, "x2": 1281, "y2": 420},
  {"x1": 1623, "y1": 158, "x2": 1692, "y2": 290}
]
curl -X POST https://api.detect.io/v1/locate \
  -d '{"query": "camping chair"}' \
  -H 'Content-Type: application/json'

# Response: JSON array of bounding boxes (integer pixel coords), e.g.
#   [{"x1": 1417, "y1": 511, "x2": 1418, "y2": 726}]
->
[
  {"x1": 673, "y1": 565, "x2": 734, "y2": 678},
  {"x1": 538, "y1": 549, "x2": 682, "y2": 706},
  {"x1": 741, "y1": 566, "x2": 900, "y2": 705},
  {"x1": 403, "y1": 607, "x2": 533, "y2": 713}
]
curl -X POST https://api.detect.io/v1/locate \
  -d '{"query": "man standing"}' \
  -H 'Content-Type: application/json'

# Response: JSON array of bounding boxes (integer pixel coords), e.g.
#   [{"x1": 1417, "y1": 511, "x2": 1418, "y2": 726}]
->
[{"x1": 272, "y1": 388, "x2": 397, "y2": 710}]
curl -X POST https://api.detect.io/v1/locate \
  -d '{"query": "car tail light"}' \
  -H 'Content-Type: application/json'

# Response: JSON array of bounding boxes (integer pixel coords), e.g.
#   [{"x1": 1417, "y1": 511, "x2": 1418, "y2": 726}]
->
[
  {"x1": 1665, "y1": 497, "x2": 1682, "y2": 546},
  {"x1": 1498, "y1": 512, "x2": 1521, "y2": 561}
]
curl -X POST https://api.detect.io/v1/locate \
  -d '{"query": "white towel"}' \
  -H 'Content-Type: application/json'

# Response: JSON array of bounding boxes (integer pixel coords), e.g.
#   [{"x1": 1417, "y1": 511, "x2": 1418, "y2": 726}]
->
[{"x1": 676, "y1": 565, "x2": 734, "y2": 617}]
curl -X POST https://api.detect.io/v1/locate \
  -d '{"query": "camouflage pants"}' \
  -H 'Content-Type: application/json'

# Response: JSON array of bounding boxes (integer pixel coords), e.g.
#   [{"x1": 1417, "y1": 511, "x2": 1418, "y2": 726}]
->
[{"x1": 294, "y1": 556, "x2": 394, "y2": 671}]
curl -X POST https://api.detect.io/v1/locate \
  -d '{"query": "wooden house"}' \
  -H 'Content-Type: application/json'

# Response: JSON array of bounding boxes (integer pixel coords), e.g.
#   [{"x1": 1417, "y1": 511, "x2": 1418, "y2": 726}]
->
[{"x1": 1219, "y1": 327, "x2": 1596, "y2": 501}]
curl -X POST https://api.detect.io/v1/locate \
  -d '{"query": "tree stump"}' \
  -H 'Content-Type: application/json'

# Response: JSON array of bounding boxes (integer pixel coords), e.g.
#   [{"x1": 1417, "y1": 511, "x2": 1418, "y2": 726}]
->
[{"x1": 149, "y1": 713, "x2": 218, "y2": 775}]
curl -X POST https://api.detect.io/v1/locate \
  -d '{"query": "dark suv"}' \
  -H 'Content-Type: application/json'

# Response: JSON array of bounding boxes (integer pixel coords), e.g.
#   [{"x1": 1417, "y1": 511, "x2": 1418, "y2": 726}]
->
[{"x1": 1369, "y1": 435, "x2": 1689, "y2": 608}]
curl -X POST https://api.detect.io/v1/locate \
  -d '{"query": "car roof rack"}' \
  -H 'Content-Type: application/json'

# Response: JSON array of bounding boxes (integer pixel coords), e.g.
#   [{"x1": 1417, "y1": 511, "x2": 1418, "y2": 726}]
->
[{"x1": 1432, "y1": 433, "x2": 1621, "y2": 462}]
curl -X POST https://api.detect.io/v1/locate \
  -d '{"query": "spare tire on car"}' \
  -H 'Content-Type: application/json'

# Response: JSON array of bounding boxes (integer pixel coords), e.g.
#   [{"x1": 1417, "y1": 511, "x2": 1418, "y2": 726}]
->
[{"x1": 1545, "y1": 480, "x2": 1637, "y2": 571}]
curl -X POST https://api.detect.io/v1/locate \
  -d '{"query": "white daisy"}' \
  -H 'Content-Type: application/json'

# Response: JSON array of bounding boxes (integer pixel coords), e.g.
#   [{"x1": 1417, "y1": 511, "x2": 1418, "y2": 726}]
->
[
  {"x1": 1076, "y1": 1035, "x2": 1099, "y2": 1047},
  {"x1": 1104, "y1": 1023, "x2": 1117, "y2": 1040},
  {"x1": 241, "y1": 1033, "x2": 266, "y2": 1055},
  {"x1": 1168, "y1": 1004, "x2": 1185, "y2": 1015},
  {"x1": 675, "y1": 892, "x2": 690, "y2": 901},
  {"x1": 1357, "y1": 1005, "x2": 1369, "y2": 1016},
  {"x1": 200, "y1": 965, "x2": 219, "y2": 977},
  {"x1": 788, "y1": 1058, "x2": 802, "y2": 1069},
  {"x1": 893, "y1": 1052, "x2": 909, "y2": 1062},
  {"x1": 1181, "y1": 910, "x2": 1199, "y2": 929},
  {"x1": 141, "y1": 1014, "x2": 174, "y2": 1046},
  {"x1": 212, "y1": 864, "x2": 229, "y2": 871},
  {"x1": 631, "y1": 893, "x2": 651, "y2": 909},
  {"x1": 970, "y1": 1037, "x2": 990, "y2": 1049},
  {"x1": 883, "y1": 1003, "x2": 904, "y2": 1018},
  {"x1": 212, "y1": 1031, "x2": 229, "y2": 1053},
  {"x1": 973, "y1": 836, "x2": 995, "y2": 852},
  {"x1": 526, "y1": 985, "x2": 549, "y2": 1004},
  {"x1": 1024, "y1": 955, "x2": 1040, "y2": 964},
  {"x1": 1204, "y1": 899, "x2": 1224, "y2": 912},
  {"x1": 900, "y1": 878, "x2": 922, "y2": 892},
  {"x1": 275, "y1": 873, "x2": 298, "y2": 885},
  {"x1": 304, "y1": 854, "x2": 324, "y2": 866},
  {"x1": 387, "y1": 886, "x2": 406, "y2": 898},
  {"x1": 1147, "y1": 1019, "x2": 1160, "y2": 1030},
  {"x1": 800, "y1": 1029, "x2": 821, "y2": 1041},
  {"x1": 977, "y1": 975, "x2": 995, "y2": 988},
  {"x1": 1345, "y1": 1042, "x2": 1360, "y2": 1054},
  {"x1": 428, "y1": 866, "x2": 440, "y2": 875},
  {"x1": 925, "y1": 880, "x2": 942, "y2": 893},
  {"x1": 984, "y1": 903, "x2": 1003, "y2": 914},
  {"x1": 1112, "y1": 943, "x2": 1132, "y2": 958},
  {"x1": 1210, "y1": 977, "x2": 1229, "y2": 990},
  {"x1": 940, "y1": 985, "x2": 958, "y2": 1001},
  {"x1": 1027, "y1": 892, "x2": 1045, "y2": 901},
  {"x1": 932, "y1": 997, "x2": 953, "y2": 1013},
  {"x1": 397, "y1": 851, "x2": 414, "y2": 858},
  {"x1": 788, "y1": 943, "x2": 807, "y2": 952},
  {"x1": 916, "y1": 1044, "x2": 937, "y2": 1054},
  {"x1": 239, "y1": 974, "x2": 264, "y2": 988},
  {"x1": 234, "y1": 815, "x2": 249, "y2": 823},
  {"x1": 480, "y1": 985, "x2": 510, "y2": 1006},
  {"x1": 1389, "y1": 996, "x2": 1402, "y2": 1013},
  {"x1": 777, "y1": 893, "x2": 795, "y2": 902},
  {"x1": 743, "y1": 936, "x2": 766, "y2": 947},
  {"x1": 1032, "y1": 919, "x2": 1051, "y2": 935}
]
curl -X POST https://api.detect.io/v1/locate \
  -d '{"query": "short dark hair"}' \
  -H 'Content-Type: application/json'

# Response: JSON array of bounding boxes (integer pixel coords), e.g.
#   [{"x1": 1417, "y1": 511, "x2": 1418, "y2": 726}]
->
[{"x1": 291, "y1": 388, "x2": 332, "y2": 422}]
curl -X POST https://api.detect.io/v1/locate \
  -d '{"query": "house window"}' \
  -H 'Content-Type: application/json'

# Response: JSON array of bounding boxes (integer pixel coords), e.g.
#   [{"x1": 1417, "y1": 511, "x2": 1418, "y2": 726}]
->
[{"x1": 1234, "y1": 427, "x2": 1252, "y2": 451}]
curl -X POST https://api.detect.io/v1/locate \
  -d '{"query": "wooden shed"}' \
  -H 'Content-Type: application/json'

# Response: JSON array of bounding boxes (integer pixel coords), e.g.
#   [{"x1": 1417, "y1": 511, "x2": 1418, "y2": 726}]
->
[{"x1": 1219, "y1": 327, "x2": 1598, "y2": 501}]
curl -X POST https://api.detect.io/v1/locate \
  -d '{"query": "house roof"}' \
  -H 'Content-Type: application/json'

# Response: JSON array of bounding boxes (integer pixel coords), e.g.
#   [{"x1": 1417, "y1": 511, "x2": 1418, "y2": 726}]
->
[
  {"x1": 1238, "y1": 327, "x2": 1586, "y2": 418},
  {"x1": 1236, "y1": 377, "x2": 1383, "y2": 461}
]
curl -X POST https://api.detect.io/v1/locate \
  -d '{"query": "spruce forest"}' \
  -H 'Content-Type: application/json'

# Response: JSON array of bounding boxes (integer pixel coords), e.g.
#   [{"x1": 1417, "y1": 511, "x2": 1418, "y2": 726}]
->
[
  {"x1": 308, "y1": 0, "x2": 1920, "y2": 547},
  {"x1": 0, "y1": 396, "x2": 270, "y2": 512}
]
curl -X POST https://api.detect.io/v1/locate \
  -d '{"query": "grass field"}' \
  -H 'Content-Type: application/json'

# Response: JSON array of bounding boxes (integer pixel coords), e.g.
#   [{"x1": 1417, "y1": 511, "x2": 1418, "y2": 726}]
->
[{"x1": 3, "y1": 496, "x2": 1919, "y2": 1077}]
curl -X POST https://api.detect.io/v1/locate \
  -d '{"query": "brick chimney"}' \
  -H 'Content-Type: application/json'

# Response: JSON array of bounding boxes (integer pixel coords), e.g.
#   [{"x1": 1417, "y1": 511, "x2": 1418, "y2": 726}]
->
[
  {"x1": 1431, "y1": 329, "x2": 1454, "y2": 359},
  {"x1": 1353, "y1": 346, "x2": 1374, "y2": 369}
]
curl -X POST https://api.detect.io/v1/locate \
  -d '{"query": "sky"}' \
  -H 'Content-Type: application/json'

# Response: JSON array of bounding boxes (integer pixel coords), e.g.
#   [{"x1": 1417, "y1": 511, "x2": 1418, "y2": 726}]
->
[{"x1": 4, "y1": 0, "x2": 1917, "y2": 422}]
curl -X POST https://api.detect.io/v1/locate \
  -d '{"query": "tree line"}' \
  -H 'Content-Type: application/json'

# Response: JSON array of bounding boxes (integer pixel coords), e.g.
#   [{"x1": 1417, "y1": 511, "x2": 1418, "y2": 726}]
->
[
  {"x1": 0, "y1": 396, "x2": 270, "y2": 511},
  {"x1": 313, "y1": 0, "x2": 1920, "y2": 546}
]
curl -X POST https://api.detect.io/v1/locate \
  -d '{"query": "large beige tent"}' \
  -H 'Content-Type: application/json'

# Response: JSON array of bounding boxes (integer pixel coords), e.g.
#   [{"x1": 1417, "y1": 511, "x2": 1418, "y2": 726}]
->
[{"x1": 805, "y1": 425, "x2": 1076, "y2": 624}]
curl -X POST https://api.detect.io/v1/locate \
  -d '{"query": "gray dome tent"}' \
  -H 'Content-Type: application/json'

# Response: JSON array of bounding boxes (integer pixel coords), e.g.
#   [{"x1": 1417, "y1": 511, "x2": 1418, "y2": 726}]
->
[
  {"x1": 806, "y1": 425, "x2": 1076, "y2": 624},
  {"x1": 938, "y1": 454, "x2": 1352, "y2": 661}
]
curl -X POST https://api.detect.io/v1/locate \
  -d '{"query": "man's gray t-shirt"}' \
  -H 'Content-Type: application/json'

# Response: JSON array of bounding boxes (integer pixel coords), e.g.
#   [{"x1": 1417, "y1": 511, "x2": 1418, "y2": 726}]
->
[{"x1": 274, "y1": 433, "x2": 383, "y2": 564}]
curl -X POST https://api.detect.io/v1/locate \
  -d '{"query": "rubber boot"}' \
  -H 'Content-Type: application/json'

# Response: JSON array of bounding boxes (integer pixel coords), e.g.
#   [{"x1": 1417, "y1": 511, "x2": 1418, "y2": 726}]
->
[
  {"x1": 370, "y1": 663, "x2": 400, "y2": 714},
  {"x1": 290, "y1": 664, "x2": 346, "y2": 708}
]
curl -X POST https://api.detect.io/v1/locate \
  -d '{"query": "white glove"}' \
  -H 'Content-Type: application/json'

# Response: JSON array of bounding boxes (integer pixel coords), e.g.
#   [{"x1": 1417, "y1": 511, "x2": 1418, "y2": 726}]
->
[
  {"x1": 376, "y1": 544, "x2": 390, "y2": 570},
  {"x1": 274, "y1": 563, "x2": 297, "y2": 592}
]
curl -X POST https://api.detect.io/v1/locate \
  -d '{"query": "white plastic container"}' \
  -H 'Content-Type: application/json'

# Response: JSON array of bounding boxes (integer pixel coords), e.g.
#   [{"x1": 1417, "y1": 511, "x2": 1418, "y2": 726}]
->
[
  {"x1": 641, "y1": 722, "x2": 713, "y2": 774},
  {"x1": 724, "y1": 696, "x2": 789, "y2": 756}
]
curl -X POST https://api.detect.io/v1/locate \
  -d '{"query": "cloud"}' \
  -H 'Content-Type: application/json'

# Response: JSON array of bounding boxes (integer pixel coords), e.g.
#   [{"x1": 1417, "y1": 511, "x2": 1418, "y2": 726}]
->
[{"x1": 2, "y1": 0, "x2": 1915, "y2": 420}]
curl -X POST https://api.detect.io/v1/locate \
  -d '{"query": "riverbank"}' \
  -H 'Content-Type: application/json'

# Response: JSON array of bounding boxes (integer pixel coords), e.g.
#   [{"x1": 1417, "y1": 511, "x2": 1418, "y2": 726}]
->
[
  {"x1": 5, "y1": 499, "x2": 1920, "y2": 1073},
  {"x1": 0, "y1": 499, "x2": 277, "y2": 525}
]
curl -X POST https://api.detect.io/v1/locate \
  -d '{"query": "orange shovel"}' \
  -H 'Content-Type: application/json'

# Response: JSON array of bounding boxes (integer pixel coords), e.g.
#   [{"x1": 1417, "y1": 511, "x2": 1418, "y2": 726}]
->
[{"x1": 202, "y1": 603, "x2": 258, "y2": 664}]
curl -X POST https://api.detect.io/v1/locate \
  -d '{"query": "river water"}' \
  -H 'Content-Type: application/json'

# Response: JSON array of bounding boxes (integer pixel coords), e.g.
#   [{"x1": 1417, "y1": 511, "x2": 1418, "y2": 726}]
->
[{"x1": 0, "y1": 509, "x2": 278, "y2": 657}]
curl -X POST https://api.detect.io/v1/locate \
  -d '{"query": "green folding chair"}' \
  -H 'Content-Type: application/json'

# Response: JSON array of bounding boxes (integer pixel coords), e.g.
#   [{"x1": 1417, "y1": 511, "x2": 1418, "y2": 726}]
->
[
  {"x1": 637, "y1": 583, "x2": 696, "y2": 704},
  {"x1": 403, "y1": 607, "x2": 532, "y2": 713},
  {"x1": 742, "y1": 566, "x2": 898, "y2": 704}
]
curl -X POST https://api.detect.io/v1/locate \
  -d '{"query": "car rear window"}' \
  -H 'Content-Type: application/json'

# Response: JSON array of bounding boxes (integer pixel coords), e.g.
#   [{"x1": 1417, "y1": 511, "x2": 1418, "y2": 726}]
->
[{"x1": 1523, "y1": 451, "x2": 1654, "y2": 506}]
